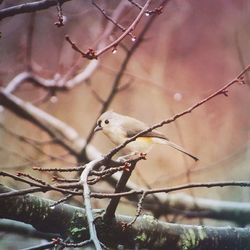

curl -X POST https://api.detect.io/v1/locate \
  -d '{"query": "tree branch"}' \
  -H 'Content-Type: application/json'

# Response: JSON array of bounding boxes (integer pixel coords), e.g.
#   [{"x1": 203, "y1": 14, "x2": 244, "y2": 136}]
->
[
  {"x1": 0, "y1": 219, "x2": 58, "y2": 240},
  {"x1": 0, "y1": 0, "x2": 72, "y2": 20},
  {"x1": 79, "y1": 158, "x2": 104, "y2": 249},
  {"x1": 1, "y1": 184, "x2": 250, "y2": 249},
  {"x1": 104, "y1": 162, "x2": 136, "y2": 222},
  {"x1": 106, "y1": 65, "x2": 250, "y2": 159},
  {"x1": 66, "y1": 0, "x2": 153, "y2": 59},
  {"x1": 91, "y1": 180, "x2": 250, "y2": 198},
  {"x1": 110, "y1": 175, "x2": 250, "y2": 225}
]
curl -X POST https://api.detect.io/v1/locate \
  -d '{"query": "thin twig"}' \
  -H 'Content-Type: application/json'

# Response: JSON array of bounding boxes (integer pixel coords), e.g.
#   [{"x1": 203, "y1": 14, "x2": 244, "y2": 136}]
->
[
  {"x1": 26, "y1": 13, "x2": 35, "y2": 71},
  {"x1": 125, "y1": 191, "x2": 147, "y2": 227},
  {"x1": 49, "y1": 193, "x2": 74, "y2": 207},
  {"x1": 65, "y1": 0, "x2": 152, "y2": 59},
  {"x1": 91, "y1": 180, "x2": 250, "y2": 199},
  {"x1": 17, "y1": 172, "x2": 47, "y2": 185},
  {"x1": 92, "y1": 0, "x2": 134, "y2": 39},
  {"x1": 95, "y1": 0, "x2": 152, "y2": 58},
  {"x1": 33, "y1": 166, "x2": 84, "y2": 172},
  {"x1": 106, "y1": 65, "x2": 250, "y2": 159},
  {"x1": 52, "y1": 176, "x2": 79, "y2": 183},
  {"x1": 235, "y1": 32, "x2": 250, "y2": 85},
  {"x1": 0, "y1": 0, "x2": 71, "y2": 20},
  {"x1": 1, "y1": 125, "x2": 73, "y2": 164},
  {"x1": 54, "y1": 0, "x2": 64, "y2": 27},
  {"x1": 0, "y1": 171, "x2": 81, "y2": 197},
  {"x1": 55, "y1": 238, "x2": 92, "y2": 248}
]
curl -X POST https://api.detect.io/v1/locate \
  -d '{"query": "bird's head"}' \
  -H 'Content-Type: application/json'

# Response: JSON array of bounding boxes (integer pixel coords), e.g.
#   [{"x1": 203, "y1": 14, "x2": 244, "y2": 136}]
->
[{"x1": 94, "y1": 110, "x2": 119, "y2": 133}]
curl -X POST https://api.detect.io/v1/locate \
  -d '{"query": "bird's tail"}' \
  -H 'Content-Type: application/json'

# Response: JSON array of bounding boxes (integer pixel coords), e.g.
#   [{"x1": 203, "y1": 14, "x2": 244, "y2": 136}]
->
[
  {"x1": 165, "y1": 140, "x2": 199, "y2": 161},
  {"x1": 151, "y1": 137, "x2": 198, "y2": 161}
]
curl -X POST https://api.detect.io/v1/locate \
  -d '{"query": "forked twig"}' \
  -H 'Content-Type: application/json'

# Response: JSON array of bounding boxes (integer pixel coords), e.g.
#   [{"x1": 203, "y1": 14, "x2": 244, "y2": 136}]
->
[{"x1": 106, "y1": 65, "x2": 250, "y2": 159}]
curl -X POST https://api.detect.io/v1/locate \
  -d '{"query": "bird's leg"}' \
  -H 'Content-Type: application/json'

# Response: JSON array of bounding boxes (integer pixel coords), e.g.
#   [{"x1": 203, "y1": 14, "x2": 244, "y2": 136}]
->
[
  {"x1": 117, "y1": 155, "x2": 129, "y2": 163},
  {"x1": 123, "y1": 161, "x2": 132, "y2": 172},
  {"x1": 117, "y1": 151, "x2": 147, "y2": 162},
  {"x1": 117, "y1": 152, "x2": 138, "y2": 162},
  {"x1": 139, "y1": 152, "x2": 147, "y2": 160}
]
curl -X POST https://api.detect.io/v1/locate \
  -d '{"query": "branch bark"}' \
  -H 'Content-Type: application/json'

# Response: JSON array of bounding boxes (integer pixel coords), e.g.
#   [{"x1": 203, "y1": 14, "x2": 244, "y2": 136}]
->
[
  {"x1": 0, "y1": 219, "x2": 58, "y2": 240},
  {"x1": 104, "y1": 162, "x2": 136, "y2": 222},
  {"x1": 0, "y1": 0, "x2": 72, "y2": 20},
  {"x1": 1, "y1": 185, "x2": 250, "y2": 249}
]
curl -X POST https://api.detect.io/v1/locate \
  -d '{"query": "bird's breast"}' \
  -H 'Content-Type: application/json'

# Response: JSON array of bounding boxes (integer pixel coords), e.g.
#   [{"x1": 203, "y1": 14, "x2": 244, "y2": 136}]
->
[
  {"x1": 103, "y1": 127, "x2": 126, "y2": 145},
  {"x1": 125, "y1": 137, "x2": 155, "y2": 153}
]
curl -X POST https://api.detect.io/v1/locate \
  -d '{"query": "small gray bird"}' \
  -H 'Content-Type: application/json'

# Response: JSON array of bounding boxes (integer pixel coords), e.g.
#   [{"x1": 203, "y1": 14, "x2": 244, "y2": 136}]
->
[{"x1": 94, "y1": 111, "x2": 198, "y2": 161}]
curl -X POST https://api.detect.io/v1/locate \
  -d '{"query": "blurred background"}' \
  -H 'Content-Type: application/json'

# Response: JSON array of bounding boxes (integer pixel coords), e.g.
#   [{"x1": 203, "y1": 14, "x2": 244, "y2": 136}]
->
[{"x1": 0, "y1": 1, "x2": 250, "y2": 247}]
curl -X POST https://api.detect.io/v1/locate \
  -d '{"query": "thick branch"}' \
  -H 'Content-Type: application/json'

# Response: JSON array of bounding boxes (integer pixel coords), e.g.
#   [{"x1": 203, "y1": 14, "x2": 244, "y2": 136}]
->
[
  {"x1": 0, "y1": 219, "x2": 58, "y2": 240},
  {"x1": 104, "y1": 162, "x2": 136, "y2": 221},
  {"x1": 1, "y1": 185, "x2": 250, "y2": 249},
  {"x1": 0, "y1": 0, "x2": 71, "y2": 20}
]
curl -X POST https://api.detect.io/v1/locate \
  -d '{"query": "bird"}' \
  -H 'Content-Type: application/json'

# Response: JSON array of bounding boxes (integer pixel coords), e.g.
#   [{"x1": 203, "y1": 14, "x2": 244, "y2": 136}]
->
[{"x1": 94, "y1": 110, "x2": 198, "y2": 161}]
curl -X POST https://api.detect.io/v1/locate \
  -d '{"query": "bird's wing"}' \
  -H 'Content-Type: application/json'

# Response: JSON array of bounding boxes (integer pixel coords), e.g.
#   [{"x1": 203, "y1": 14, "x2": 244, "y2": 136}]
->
[
  {"x1": 122, "y1": 118, "x2": 168, "y2": 140},
  {"x1": 141, "y1": 130, "x2": 168, "y2": 140}
]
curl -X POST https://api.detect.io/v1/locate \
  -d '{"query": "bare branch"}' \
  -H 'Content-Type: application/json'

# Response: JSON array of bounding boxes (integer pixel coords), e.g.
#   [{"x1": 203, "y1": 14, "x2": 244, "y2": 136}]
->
[
  {"x1": 0, "y1": 171, "x2": 81, "y2": 196},
  {"x1": 0, "y1": 0, "x2": 71, "y2": 20},
  {"x1": 106, "y1": 65, "x2": 250, "y2": 159},
  {"x1": 54, "y1": 0, "x2": 64, "y2": 27},
  {"x1": 111, "y1": 175, "x2": 250, "y2": 225},
  {"x1": 92, "y1": 180, "x2": 250, "y2": 199},
  {"x1": 66, "y1": 0, "x2": 153, "y2": 59},
  {"x1": 1, "y1": 184, "x2": 250, "y2": 249},
  {"x1": 125, "y1": 191, "x2": 146, "y2": 227},
  {"x1": 95, "y1": 0, "x2": 152, "y2": 58},
  {"x1": 92, "y1": 0, "x2": 134, "y2": 39},
  {"x1": 3, "y1": 66, "x2": 99, "y2": 94},
  {"x1": 104, "y1": 162, "x2": 137, "y2": 221},
  {"x1": 80, "y1": 158, "x2": 104, "y2": 250}
]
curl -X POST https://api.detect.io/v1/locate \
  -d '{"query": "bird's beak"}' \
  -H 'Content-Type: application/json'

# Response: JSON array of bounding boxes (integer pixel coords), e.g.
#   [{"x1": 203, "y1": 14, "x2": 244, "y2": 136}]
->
[{"x1": 94, "y1": 125, "x2": 102, "y2": 133}]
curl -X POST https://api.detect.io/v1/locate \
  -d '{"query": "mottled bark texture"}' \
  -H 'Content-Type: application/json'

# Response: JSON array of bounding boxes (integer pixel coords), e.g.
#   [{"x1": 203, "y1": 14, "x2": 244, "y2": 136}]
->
[
  {"x1": 1, "y1": 185, "x2": 250, "y2": 249},
  {"x1": 0, "y1": 0, "x2": 71, "y2": 20}
]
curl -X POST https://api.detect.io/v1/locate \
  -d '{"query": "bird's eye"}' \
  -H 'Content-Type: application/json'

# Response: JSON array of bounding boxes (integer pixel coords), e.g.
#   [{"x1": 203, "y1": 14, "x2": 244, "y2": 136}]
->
[{"x1": 104, "y1": 119, "x2": 109, "y2": 124}]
